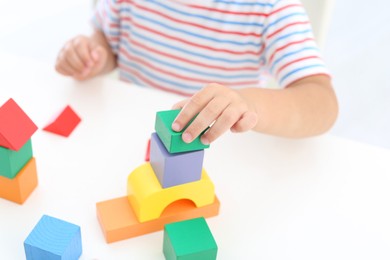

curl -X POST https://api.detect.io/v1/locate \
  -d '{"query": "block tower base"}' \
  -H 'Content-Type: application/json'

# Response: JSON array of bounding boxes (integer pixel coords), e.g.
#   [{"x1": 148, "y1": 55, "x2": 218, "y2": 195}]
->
[{"x1": 97, "y1": 196, "x2": 219, "y2": 243}]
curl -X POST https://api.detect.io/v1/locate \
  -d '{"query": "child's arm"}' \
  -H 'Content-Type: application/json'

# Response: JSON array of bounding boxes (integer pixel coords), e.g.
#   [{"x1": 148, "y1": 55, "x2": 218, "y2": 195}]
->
[
  {"x1": 55, "y1": 29, "x2": 117, "y2": 80},
  {"x1": 172, "y1": 75, "x2": 338, "y2": 144}
]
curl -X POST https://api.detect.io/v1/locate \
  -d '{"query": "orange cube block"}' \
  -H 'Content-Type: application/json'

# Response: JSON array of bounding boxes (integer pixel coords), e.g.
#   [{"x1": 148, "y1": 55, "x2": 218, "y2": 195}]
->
[{"x1": 0, "y1": 157, "x2": 38, "y2": 204}]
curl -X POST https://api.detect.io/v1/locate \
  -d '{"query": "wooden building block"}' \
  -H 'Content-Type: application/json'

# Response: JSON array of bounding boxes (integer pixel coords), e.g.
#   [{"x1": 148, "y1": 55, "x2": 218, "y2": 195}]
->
[
  {"x1": 0, "y1": 98, "x2": 37, "y2": 151},
  {"x1": 163, "y1": 217, "x2": 218, "y2": 260},
  {"x1": 24, "y1": 215, "x2": 82, "y2": 260},
  {"x1": 96, "y1": 195, "x2": 220, "y2": 243},
  {"x1": 43, "y1": 105, "x2": 81, "y2": 137},
  {"x1": 0, "y1": 139, "x2": 33, "y2": 179},
  {"x1": 128, "y1": 162, "x2": 215, "y2": 223},
  {"x1": 0, "y1": 157, "x2": 38, "y2": 204},
  {"x1": 150, "y1": 132, "x2": 204, "y2": 188},
  {"x1": 155, "y1": 109, "x2": 209, "y2": 154}
]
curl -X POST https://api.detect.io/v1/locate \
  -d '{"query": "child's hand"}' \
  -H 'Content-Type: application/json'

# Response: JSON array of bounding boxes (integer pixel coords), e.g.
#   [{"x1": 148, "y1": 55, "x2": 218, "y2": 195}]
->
[
  {"x1": 172, "y1": 83, "x2": 258, "y2": 145},
  {"x1": 55, "y1": 35, "x2": 108, "y2": 80}
]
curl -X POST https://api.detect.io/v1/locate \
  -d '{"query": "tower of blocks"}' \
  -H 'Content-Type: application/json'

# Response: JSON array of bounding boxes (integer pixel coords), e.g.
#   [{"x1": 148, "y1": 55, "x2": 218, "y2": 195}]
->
[
  {"x1": 0, "y1": 98, "x2": 38, "y2": 204},
  {"x1": 96, "y1": 109, "x2": 220, "y2": 243}
]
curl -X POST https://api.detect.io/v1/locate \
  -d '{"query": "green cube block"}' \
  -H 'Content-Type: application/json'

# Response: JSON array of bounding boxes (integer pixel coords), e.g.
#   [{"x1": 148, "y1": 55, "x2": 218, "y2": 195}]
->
[
  {"x1": 0, "y1": 139, "x2": 33, "y2": 179},
  {"x1": 155, "y1": 109, "x2": 209, "y2": 154},
  {"x1": 163, "y1": 217, "x2": 218, "y2": 260}
]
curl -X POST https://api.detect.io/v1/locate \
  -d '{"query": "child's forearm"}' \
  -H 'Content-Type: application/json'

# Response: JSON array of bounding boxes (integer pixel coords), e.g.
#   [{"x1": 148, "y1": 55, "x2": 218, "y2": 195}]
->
[
  {"x1": 90, "y1": 29, "x2": 118, "y2": 75},
  {"x1": 237, "y1": 75, "x2": 339, "y2": 138}
]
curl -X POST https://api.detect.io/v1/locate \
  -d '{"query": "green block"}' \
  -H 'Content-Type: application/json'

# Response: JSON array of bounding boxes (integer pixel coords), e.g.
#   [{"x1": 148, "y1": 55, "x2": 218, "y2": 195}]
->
[
  {"x1": 0, "y1": 139, "x2": 33, "y2": 179},
  {"x1": 163, "y1": 217, "x2": 218, "y2": 260},
  {"x1": 155, "y1": 109, "x2": 209, "y2": 154}
]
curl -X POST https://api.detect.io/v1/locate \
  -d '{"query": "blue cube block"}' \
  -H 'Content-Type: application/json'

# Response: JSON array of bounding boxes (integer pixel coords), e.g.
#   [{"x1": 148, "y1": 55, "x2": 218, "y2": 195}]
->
[
  {"x1": 24, "y1": 215, "x2": 82, "y2": 260},
  {"x1": 150, "y1": 132, "x2": 204, "y2": 188}
]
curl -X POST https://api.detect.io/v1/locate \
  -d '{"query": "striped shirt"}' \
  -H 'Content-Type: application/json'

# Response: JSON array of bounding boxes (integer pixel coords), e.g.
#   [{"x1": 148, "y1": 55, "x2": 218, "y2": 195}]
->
[{"x1": 93, "y1": 0, "x2": 329, "y2": 96}]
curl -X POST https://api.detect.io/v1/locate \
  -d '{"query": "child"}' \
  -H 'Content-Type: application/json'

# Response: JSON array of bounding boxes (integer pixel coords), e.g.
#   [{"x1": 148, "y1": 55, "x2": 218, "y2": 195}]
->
[{"x1": 55, "y1": 0, "x2": 338, "y2": 145}]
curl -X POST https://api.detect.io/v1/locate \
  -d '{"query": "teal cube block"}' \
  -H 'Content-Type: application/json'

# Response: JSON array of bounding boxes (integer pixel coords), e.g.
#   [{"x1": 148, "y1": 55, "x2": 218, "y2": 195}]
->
[
  {"x1": 24, "y1": 215, "x2": 82, "y2": 260},
  {"x1": 0, "y1": 139, "x2": 33, "y2": 179},
  {"x1": 163, "y1": 217, "x2": 218, "y2": 260},
  {"x1": 155, "y1": 109, "x2": 209, "y2": 154}
]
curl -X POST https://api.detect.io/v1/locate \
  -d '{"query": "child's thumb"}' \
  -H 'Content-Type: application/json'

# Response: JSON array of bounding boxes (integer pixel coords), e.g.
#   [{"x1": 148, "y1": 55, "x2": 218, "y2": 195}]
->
[
  {"x1": 90, "y1": 46, "x2": 107, "y2": 73},
  {"x1": 91, "y1": 46, "x2": 107, "y2": 63}
]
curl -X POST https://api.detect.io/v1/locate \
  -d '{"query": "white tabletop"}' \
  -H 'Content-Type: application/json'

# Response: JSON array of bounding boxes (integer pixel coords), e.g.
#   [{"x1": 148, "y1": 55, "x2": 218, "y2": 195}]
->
[{"x1": 1, "y1": 53, "x2": 390, "y2": 260}]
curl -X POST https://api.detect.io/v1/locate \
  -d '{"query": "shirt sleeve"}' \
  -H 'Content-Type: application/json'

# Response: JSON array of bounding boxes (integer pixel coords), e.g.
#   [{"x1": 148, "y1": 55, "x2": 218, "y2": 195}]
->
[
  {"x1": 261, "y1": 0, "x2": 330, "y2": 87},
  {"x1": 92, "y1": 0, "x2": 121, "y2": 55}
]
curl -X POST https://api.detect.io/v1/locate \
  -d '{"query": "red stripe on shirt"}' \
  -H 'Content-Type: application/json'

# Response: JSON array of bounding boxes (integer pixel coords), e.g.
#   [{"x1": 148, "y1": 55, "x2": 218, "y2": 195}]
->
[
  {"x1": 269, "y1": 4, "x2": 302, "y2": 16},
  {"x1": 128, "y1": 19, "x2": 263, "y2": 56},
  {"x1": 184, "y1": 3, "x2": 300, "y2": 17},
  {"x1": 122, "y1": 32, "x2": 261, "y2": 72},
  {"x1": 185, "y1": 4, "x2": 268, "y2": 16},
  {"x1": 119, "y1": 64, "x2": 193, "y2": 96},
  {"x1": 268, "y1": 37, "x2": 314, "y2": 66},
  {"x1": 266, "y1": 21, "x2": 310, "y2": 40},
  {"x1": 276, "y1": 55, "x2": 320, "y2": 76},
  {"x1": 133, "y1": 2, "x2": 262, "y2": 38},
  {"x1": 120, "y1": 47, "x2": 261, "y2": 86}
]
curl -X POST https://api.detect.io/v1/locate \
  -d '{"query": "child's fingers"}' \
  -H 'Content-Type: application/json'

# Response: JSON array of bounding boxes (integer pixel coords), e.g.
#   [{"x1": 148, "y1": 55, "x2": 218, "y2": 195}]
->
[
  {"x1": 55, "y1": 63, "x2": 73, "y2": 76},
  {"x1": 182, "y1": 96, "x2": 230, "y2": 143},
  {"x1": 172, "y1": 85, "x2": 216, "y2": 132},
  {"x1": 200, "y1": 104, "x2": 243, "y2": 144},
  {"x1": 56, "y1": 64, "x2": 73, "y2": 76},
  {"x1": 89, "y1": 46, "x2": 107, "y2": 76},
  {"x1": 56, "y1": 52, "x2": 79, "y2": 76},
  {"x1": 65, "y1": 46, "x2": 86, "y2": 73},
  {"x1": 73, "y1": 37, "x2": 94, "y2": 67},
  {"x1": 172, "y1": 99, "x2": 189, "y2": 110},
  {"x1": 230, "y1": 111, "x2": 258, "y2": 133},
  {"x1": 55, "y1": 52, "x2": 71, "y2": 76}
]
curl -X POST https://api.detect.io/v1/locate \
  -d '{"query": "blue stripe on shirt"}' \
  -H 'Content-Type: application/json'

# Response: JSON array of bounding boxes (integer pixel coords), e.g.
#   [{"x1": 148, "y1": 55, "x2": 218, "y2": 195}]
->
[
  {"x1": 265, "y1": 29, "x2": 312, "y2": 52},
  {"x1": 212, "y1": 0, "x2": 274, "y2": 7},
  {"x1": 120, "y1": 57, "x2": 202, "y2": 90},
  {"x1": 279, "y1": 64, "x2": 325, "y2": 85},
  {"x1": 120, "y1": 39, "x2": 261, "y2": 80},
  {"x1": 262, "y1": 12, "x2": 307, "y2": 36},
  {"x1": 120, "y1": 70, "x2": 146, "y2": 87},
  {"x1": 147, "y1": 0, "x2": 265, "y2": 27},
  {"x1": 130, "y1": 27, "x2": 261, "y2": 64},
  {"x1": 117, "y1": 7, "x2": 262, "y2": 47},
  {"x1": 270, "y1": 46, "x2": 318, "y2": 72}
]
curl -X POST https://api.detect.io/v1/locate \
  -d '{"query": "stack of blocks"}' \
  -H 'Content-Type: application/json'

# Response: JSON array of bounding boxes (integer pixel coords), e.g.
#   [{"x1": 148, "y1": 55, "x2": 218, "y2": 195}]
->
[
  {"x1": 24, "y1": 215, "x2": 82, "y2": 260},
  {"x1": 0, "y1": 98, "x2": 38, "y2": 204},
  {"x1": 96, "y1": 109, "x2": 220, "y2": 243}
]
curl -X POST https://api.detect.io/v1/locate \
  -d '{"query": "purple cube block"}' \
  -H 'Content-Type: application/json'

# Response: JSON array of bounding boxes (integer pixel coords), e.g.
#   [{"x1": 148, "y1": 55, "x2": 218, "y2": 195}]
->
[{"x1": 150, "y1": 132, "x2": 204, "y2": 188}]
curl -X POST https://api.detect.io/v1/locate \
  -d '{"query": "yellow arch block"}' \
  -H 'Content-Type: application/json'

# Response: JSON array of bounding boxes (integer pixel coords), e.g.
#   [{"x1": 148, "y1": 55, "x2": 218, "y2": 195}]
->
[{"x1": 127, "y1": 163, "x2": 215, "y2": 223}]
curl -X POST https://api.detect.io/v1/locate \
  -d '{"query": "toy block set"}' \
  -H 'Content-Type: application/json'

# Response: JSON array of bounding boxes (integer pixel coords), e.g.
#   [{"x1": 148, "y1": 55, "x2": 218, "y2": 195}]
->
[
  {"x1": 96, "y1": 109, "x2": 220, "y2": 246},
  {"x1": 24, "y1": 215, "x2": 82, "y2": 260},
  {"x1": 1, "y1": 102, "x2": 217, "y2": 259},
  {"x1": 0, "y1": 98, "x2": 38, "y2": 204}
]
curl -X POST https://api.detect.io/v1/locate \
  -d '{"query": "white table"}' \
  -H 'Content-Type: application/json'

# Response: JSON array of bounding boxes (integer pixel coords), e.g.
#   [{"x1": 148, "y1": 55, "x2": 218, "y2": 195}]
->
[{"x1": 1, "y1": 53, "x2": 390, "y2": 260}]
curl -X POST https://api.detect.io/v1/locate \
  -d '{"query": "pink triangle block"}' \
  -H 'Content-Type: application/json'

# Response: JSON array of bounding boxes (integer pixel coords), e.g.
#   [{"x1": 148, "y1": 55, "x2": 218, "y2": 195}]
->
[
  {"x1": 43, "y1": 106, "x2": 81, "y2": 137},
  {"x1": 0, "y1": 98, "x2": 38, "y2": 151}
]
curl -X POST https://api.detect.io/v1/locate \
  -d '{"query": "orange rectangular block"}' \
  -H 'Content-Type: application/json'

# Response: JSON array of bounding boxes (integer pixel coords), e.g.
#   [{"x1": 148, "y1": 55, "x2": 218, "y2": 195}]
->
[
  {"x1": 96, "y1": 196, "x2": 220, "y2": 243},
  {"x1": 0, "y1": 157, "x2": 38, "y2": 204}
]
